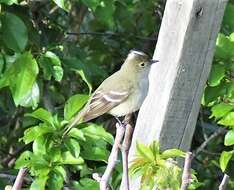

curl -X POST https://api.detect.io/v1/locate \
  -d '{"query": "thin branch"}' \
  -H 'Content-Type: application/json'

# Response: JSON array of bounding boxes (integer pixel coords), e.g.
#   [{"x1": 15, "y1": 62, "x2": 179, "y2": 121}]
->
[
  {"x1": 120, "y1": 115, "x2": 134, "y2": 190},
  {"x1": 12, "y1": 168, "x2": 27, "y2": 190},
  {"x1": 100, "y1": 123, "x2": 125, "y2": 190},
  {"x1": 0, "y1": 173, "x2": 31, "y2": 183},
  {"x1": 193, "y1": 128, "x2": 226, "y2": 158},
  {"x1": 219, "y1": 174, "x2": 229, "y2": 190},
  {"x1": 66, "y1": 32, "x2": 157, "y2": 41},
  {"x1": 180, "y1": 152, "x2": 193, "y2": 190}
]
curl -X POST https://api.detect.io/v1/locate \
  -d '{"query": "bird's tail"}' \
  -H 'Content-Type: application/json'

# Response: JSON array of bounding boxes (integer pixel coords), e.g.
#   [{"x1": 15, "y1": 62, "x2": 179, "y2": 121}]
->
[{"x1": 62, "y1": 112, "x2": 83, "y2": 137}]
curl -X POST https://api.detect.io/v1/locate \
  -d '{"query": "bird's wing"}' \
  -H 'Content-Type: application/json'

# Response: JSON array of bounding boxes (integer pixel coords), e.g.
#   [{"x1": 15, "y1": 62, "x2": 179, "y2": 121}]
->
[{"x1": 81, "y1": 89, "x2": 130, "y2": 122}]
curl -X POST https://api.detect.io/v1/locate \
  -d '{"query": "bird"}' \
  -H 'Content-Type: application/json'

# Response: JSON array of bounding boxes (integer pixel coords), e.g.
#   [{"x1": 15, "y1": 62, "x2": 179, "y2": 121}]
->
[{"x1": 63, "y1": 50, "x2": 158, "y2": 135}]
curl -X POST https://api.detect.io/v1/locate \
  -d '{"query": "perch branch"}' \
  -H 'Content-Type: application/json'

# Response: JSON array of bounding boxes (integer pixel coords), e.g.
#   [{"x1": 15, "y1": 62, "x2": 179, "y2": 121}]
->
[
  {"x1": 180, "y1": 152, "x2": 193, "y2": 190},
  {"x1": 100, "y1": 123, "x2": 125, "y2": 190},
  {"x1": 219, "y1": 174, "x2": 229, "y2": 190},
  {"x1": 12, "y1": 168, "x2": 27, "y2": 190},
  {"x1": 120, "y1": 115, "x2": 134, "y2": 190}
]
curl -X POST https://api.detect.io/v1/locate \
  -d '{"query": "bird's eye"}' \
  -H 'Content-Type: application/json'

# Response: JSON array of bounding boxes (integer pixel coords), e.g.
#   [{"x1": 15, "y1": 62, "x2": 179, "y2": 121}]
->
[{"x1": 139, "y1": 62, "x2": 145, "y2": 67}]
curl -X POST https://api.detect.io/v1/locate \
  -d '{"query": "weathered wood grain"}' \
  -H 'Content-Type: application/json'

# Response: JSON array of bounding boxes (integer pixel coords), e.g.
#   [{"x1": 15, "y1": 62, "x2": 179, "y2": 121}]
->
[{"x1": 126, "y1": 0, "x2": 228, "y2": 189}]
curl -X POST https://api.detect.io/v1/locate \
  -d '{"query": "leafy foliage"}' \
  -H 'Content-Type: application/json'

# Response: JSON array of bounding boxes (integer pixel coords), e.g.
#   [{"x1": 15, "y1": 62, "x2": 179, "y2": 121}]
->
[{"x1": 130, "y1": 141, "x2": 201, "y2": 190}]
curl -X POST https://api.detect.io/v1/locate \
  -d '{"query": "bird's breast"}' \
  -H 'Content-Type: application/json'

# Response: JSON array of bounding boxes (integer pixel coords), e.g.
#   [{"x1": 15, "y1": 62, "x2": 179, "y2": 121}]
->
[{"x1": 108, "y1": 78, "x2": 149, "y2": 117}]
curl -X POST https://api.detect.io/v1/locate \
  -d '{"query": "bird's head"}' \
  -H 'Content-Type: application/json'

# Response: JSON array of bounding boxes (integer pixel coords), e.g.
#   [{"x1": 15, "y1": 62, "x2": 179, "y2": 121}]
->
[{"x1": 121, "y1": 50, "x2": 158, "y2": 75}]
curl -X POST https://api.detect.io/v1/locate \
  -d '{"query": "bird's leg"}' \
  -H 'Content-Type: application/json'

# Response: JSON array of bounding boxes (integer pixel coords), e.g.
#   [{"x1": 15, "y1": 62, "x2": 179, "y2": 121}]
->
[{"x1": 115, "y1": 116, "x2": 124, "y2": 127}]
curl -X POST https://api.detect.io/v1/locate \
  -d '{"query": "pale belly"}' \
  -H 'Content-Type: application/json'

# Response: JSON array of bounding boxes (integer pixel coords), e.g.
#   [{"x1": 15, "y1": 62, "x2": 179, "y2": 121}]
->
[{"x1": 108, "y1": 80, "x2": 149, "y2": 117}]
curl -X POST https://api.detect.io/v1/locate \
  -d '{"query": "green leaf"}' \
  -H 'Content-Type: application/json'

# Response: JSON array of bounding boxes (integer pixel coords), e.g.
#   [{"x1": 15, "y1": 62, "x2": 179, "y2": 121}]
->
[
  {"x1": 18, "y1": 82, "x2": 40, "y2": 109},
  {"x1": 218, "y1": 112, "x2": 234, "y2": 127},
  {"x1": 62, "y1": 151, "x2": 84, "y2": 165},
  {"x1": 211, "y1": 103, "x2": 234, "y2": 119},
  {"x1": 136, "y1": 142, "x2": 154, "y2": 161},
  {"x1": 3, "y1": 52, "x2": 39, "y2": 106},
  {"x1": 208, "y1": 64, "x2": 225, "y2": 87},
  {"x1": 161, "y1": 149, "x2": 185, "y2": 159},
  {"x1": 33, "y1": 136, "x2": 48, "y2": 155},
  {"x1": 215, "y1": 33, "x2": 234, "y2": 59},
  {"x1": 0, "y1": 0, "x2": 18, "y2": 5},
  {"x1": 81, "y1": 124, "x2": 114, "y2": 144},
  {"x1": 204, "y1": 84, "x2": 226, "y2": 105},
  {"x1": 64, "y1": 138, "x2": 80, "y2": 158},
  {"x1": 52, "y1": 0, "x2": 71, "y2": 11},
  {"x1": 220, "y1": 151, "x2": 234, "y2": 172},
  {"x1": 222, "y1": 4, "x2": 234, "y2": 33},
  {"x1": 63, "y1": 58, "x2": 92, "y2": 93},
  {"x1": 15, "y1": 151, "x2": 33, "y2": 169},
  {"x1": 81, "y1": 142, "x2": 109, "y2": 161},
  {"x1": 25, "y1": 108, "x2": 54, "y2": 126},
  {"x1": 23, "y1": 123, "x2": 55, "y2": 144},
  {"x1": 68, "y1": 128, "x2": 86, "y2": 141},
  {"x1": 64, "y1": 94, "x2": 89, "y2": 120},
  {"x1": 94, "y1": 0, "x2": 115, "y2": 28},
  {"x1": 1, "y1": 12, "x2": 28, "y2": 52},
  {"x1": 48, "y1": 171, "x2": 64, "y2": 190},
  {"x1": 73, "y1": 178, "x2": 99, "y2": 190},
  {"x1": 53, "y1": 166, "x2": 66, "y2": 181},
  {"x1": 39, "y1": 51, "x2": 63, "y2": 81},
  {"x1": 30, "y1": 176, "x2": 48, "y2": 190},
  {"x1": 224, "y1": 130, "x2": 234, "y2": 146}
]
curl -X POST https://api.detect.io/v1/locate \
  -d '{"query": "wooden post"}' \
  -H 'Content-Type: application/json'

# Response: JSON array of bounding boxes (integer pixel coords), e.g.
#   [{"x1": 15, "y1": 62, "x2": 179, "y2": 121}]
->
[{"x1": 126, "y1": 0, "x2": 227, "y2": 189}]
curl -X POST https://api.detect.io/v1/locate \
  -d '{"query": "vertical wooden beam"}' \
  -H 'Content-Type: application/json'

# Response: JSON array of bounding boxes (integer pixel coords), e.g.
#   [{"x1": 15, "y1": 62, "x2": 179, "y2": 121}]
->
[{"x1": 126, "y1": 0, "x2": 227, "y2": 189}]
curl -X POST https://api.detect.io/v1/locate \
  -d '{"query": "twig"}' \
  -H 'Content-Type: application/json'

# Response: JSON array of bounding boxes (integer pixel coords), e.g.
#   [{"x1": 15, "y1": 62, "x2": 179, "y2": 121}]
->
[
  {"x1": 12, "y1": 168, "x2": 27, "y2": 190},
  {"x1": 120, "y1": 119, "x2": 134, "y2": 190},
  {"x1": 66, "y1": 32, "x2": 157, "y2": 41},
  {"x1": 193, "y1": 128, "x2": 226, "y2": 158},
  {"x1": 219, "y1": 174, "x2": 229, "y2": 190},
  {"x1": 100, "y1": 123, "x2": 125, "y2": 190},
  {"x1": 0, "y1": 173, "x2": 31, "y2": 183},
  {"x1": 180, "y1": 152, "x2": 193, "y2": 190}
]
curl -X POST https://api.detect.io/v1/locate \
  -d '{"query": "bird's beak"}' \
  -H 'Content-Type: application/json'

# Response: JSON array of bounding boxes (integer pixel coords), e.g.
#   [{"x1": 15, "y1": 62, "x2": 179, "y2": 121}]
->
[{"x1": 149, "y1": 59, "x2": 159, "y2": 64}]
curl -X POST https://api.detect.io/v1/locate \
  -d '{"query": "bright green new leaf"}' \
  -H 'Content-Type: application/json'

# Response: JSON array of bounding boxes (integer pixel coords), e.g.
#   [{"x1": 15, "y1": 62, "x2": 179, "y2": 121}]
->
[
  {"x1": 33, "y1": 136, "x2": 48, "y2": 155},
  {"x1": 220, "y1": 150, "x2": 234, "y2": 172},
  {"x1": 81, "y1": 124, "x2": 114, "y2": 144},
  {"x1": 39, "y1": 51, "x2": 63, "y2": 81},
  {"x1": 1, "y1": 12, "x2": 28, "y2": 52},
  {"x1": 25, "y1": 108, "x2": 54, "y2": 126},
  {"x1": 64, "y1": 94, "x2": 89, "y2": 120},
  {"x1": 30, "y1": 176, "x2": 48, "y2": 190},
  {"x1": 62, "y1": 151, "x2": 84, "y2": 165},
  {"x1": 18, "y1": 82, "x2": 40, "y2": 109},
  {"x1": 3, "y1": 52, "x2": 39, "y2": 106},
  {"x1": 15, "y1": 151, "x2": 33, "y2": 169},
  {"x1": 48, "y1": 171, "x2": 64, "y2": 190},
  {"x1": 208, "y1": 64, "x2": 225, "y2": 87},
  {"x1": 68, "y1": 128, "x2": 86, "y2": 141},
  {"x1": 64, "y1": 138, "x2": 80, "y2": 158},
  {"x1": 211, "y1": 103, "x2": 234, "y2": 119},
  {"x1": 136, "y1": 141, "x2": 154, "y2": 161},
  {"x1": 23, "y1": 123, "x2": 55, "y2": 144},
  {"x1": 218, "y1": 112, "x2": 234, "y2": 127},
  {"x1": 224, "y1": 130, "x2": 234, "y2": 146},
  {"x1": 161, "y1": 149, "x2": 185, "y2": 159}
]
